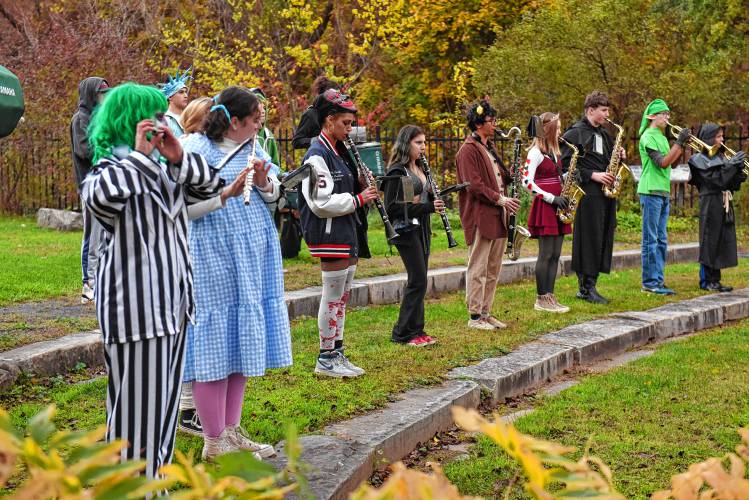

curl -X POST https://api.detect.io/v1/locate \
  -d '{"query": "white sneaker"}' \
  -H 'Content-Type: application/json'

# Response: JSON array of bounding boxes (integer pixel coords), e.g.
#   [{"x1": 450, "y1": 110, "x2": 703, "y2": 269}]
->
[
  {"x1": 482, "y1": 315, "x2": 508, "y2": 329},
  {"x1": 201, "y1": 429, "x2": 236, "y2": 461},
  {"x1": 314, "y1": 351, "x2": 361, "y2": 378},
  {"x1": 534, "y1": 294, "x2": 558, "y2": 312},
  {"x1": 467, "y1": 318, "x2": 495, "y2": 330},
  {"x1": 225, "y1": 425, "x2": 275, "y2": 458},
  {"x1": 81, "y1": 283, "x2": 95, "y2": 304},
  {"x1": 336, "y1": 348, "x2": 365, "y2": 375},
  {"x1": 549, "y1": 293, "x2": 570, "y2": 313}
]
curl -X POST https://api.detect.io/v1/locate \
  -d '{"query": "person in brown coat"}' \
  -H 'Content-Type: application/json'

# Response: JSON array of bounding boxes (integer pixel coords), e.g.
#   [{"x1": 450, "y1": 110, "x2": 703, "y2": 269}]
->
[{"x1": 456, "y1": 100, "x2": 520, "y2": 330}]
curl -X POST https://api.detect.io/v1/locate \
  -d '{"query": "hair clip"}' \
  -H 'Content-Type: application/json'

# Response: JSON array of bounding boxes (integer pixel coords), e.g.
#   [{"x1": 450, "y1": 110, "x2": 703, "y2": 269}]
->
[{"x1": 476, "y1": 105, "x2": 484, "y2": 116}]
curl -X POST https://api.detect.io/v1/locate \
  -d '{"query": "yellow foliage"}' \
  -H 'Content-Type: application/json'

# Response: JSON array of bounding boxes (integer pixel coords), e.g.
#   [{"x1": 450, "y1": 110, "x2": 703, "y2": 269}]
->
[
  {"x1": 349, "y1": 462, "x2": 481, "y2": 500},
  {"x1": 451, "y1": 406, "x2": 625, "y2": 500}
]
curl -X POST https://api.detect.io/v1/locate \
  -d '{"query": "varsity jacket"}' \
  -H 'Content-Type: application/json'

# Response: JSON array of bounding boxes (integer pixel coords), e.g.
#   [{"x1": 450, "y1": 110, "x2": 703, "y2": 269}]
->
[{"x1": 298, "y1": 132, "x2": 367, "y2": 258}]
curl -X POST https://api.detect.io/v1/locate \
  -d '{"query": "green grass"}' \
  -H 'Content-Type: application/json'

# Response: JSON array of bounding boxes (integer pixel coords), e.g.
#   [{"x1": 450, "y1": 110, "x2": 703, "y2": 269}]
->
[
  {"x1": 443, "y1": 318, "x2": 749, "y2": 499},
  {"x1": 0, "y1": 211, "x2": 730, "y2": 306},
  {"x1": 3, "y1": 260, "x2": 746, "y2": 460}
]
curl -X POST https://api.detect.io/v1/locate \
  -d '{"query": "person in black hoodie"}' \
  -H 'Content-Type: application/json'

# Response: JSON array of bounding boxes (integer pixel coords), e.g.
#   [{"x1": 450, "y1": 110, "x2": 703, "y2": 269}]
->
[
  {"x1": 382, "y1": 125, "x2": 445, "y2": 346},
  {"x1": 688, "y1": 123, "x2": 747, "y2": 292},
  {"x1": 291, "y1": 76, "x2": 340, "y2": 150},
  {"x1": 560, "y1": 91, "x2": 623, "y2": 304},
  {"x1": 70, "y1": 76, "x2": 109, "y2": 304}
]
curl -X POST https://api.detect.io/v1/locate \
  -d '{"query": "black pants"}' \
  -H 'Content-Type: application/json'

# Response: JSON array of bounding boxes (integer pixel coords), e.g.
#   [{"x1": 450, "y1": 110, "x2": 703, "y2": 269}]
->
[
  {"x1": 703, "y1": 264, "x2": 722, "y2": 284},
  {"x1": 536, "y1": 235, "x2": 564, "y2": 295},
  {"x1": 392, "y1": 231, "x2": 429, "y2": 343}
]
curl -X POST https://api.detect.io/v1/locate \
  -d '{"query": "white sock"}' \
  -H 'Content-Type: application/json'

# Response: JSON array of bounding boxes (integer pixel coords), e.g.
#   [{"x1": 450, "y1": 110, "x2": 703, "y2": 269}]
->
[{"x1": 318, "y1": 269, "x2": 348, "y2": 351}]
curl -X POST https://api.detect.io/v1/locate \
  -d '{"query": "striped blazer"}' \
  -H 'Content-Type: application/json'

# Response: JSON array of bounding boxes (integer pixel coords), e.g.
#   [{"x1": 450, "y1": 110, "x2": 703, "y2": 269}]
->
[{"x1": 82, "y1": 150, "x2": 224, "y2": 344}]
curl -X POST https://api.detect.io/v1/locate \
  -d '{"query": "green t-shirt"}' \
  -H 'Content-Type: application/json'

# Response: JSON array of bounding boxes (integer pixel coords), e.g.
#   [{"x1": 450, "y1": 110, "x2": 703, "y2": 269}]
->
[
  {"x1": 258, "y1": 127, "x2": 281, "y2": 168},
  {"x1": 637, "y1": 127, "x2": 671, "y2": 195}
]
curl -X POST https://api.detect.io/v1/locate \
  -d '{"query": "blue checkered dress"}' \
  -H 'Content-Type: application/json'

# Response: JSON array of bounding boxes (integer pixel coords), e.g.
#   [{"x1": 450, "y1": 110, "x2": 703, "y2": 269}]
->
[{"x1": 181, "y1": 134, "x2": 292, "y2": 382}]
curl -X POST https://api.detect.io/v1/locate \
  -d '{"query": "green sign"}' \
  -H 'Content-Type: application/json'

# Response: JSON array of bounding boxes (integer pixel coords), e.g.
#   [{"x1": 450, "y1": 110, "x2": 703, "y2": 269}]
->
[{"x1": 0, "y1": 66, "x2": 24, "y2": 138}]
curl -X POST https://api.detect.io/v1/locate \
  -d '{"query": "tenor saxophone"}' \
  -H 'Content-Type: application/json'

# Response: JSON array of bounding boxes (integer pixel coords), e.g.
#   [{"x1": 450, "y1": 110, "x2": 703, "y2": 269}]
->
[
  {"x1": 602, "y1": 119, "x2": 632, "y2": 199},
  {"x1": 557, "y1": 138, "x2": 585, "y2": 224}
]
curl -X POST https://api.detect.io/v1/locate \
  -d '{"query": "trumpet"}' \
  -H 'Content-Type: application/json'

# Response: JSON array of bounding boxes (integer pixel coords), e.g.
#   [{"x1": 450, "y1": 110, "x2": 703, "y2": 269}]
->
[
  {"x1": 499, "y1": 126, "x2": 530, "y2": 261},
  {"x1": 666, "y1": 121, "x2": 722, "y2": 157},
  {"x1": 716, "y1": 143, "x2": 749, "y2": 177}
]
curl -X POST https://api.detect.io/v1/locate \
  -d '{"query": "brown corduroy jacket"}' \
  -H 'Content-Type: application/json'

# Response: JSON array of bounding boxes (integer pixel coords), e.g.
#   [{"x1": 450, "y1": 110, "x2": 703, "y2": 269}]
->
[{"x1": 456, "y1": 134, "x2": 511, "y2": 245}]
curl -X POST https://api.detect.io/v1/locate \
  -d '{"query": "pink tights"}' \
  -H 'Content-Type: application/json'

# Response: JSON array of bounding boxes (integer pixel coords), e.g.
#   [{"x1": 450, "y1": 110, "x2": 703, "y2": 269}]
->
[{"x1": 192, "y1": 373, "x2": 247, "y2": 438}]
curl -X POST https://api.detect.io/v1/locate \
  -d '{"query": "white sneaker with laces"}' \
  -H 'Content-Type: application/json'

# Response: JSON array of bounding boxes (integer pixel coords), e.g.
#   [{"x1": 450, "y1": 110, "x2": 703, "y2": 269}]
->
[
  {"x1": 336, "y1": 349, "x2": 365, "y2": 375},
  {"x1": 81, "y1": 282, "x2": 95, "y2": 304},
  {"x1": 467, "y1": 318, "x2": 495, "y2": 330},
  {"x1": 225, "y1": 425, "x2": 275, "y2": 458},
  {"x1": 314, "y1": 351, "x2": 360, "y2": 378},
  {"x1": 201, "y1": 429, "x2": 236, "y2": 461}
]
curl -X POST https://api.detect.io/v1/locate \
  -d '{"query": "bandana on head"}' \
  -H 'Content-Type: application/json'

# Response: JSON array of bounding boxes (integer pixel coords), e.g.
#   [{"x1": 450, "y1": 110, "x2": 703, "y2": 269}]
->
[
  {"x1": 697, "y1": 122, "x2": 721, "y2": 146},
  {"x1": 639, "y1": 98, "x2": 670, "y2": 136},
  {"x1": 314, "y1": 88, "x2": 357, "y2": 120},
  {"x1": 159, "y1": 67, "x2": 193, "y2": 99}
]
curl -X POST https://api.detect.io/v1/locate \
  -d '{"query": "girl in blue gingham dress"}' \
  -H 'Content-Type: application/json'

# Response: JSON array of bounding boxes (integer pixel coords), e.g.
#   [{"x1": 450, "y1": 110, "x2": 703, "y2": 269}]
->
[{"x1": 180, "y1": 87, "x2": 292, "y2": 460}]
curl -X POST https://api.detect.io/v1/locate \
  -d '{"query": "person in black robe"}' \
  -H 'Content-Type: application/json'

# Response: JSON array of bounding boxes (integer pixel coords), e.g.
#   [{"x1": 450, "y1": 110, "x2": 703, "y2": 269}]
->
[
  {"x1": 560, "y1": 91, "x2": 622, "y2": 304},
  {"x1": 688, "y1": 123, "x2": 747, "y2": 292},
  {"x1": 291, "y1": 76, "x2": 340, "y2": 150}
]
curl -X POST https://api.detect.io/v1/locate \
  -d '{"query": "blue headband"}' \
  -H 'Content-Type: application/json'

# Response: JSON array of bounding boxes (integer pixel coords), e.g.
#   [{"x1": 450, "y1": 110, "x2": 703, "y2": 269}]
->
[{"x1": 211, "y1": 104, "x2": 231, "y2": 121}]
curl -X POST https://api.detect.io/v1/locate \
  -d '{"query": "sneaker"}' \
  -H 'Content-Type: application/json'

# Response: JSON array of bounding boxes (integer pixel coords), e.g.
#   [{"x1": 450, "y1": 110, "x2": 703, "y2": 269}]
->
[
  {"x1": 483, "y1": 315, "x2": 507, "y2": 329},
  {"x1": 549, "y1": 293, "x2": 570, "y2": 313},
  {"x1": 406, "y1": 336, "x2": 430, "y2": 347},
  {"x1": 335, "y1": 347, "x2": 365, "y2": 375},
  {"x1": 225, "y1": 425, "x2": 275, "y2": 458},
  {"x1": 202, "y1": 429, "x2": 239, "y2": 461},
  {"x1": 705, "y1": 282, "x2": 733, "y2": 293},
  {"x1": 314, "y1": 351, "x2": 361, "y2": 378},
  {"x1": 641, "y1": 286, "x2": 676, "y2": 295},
  {"x1": 178, "y1": 408, "x2": 203, "y2": 437},
  {"x1": 419, "y1": 334, "x2": 437, "y2": 345},
  {"x1": 534, "y1": 294, "x2": 558, "y2": 313},
  {"x1": 467, "y1": 318, "x2": 495, "y2": 330},
  {"x1": 81, "y1": 282, "x2": 95, "y2": 304}
]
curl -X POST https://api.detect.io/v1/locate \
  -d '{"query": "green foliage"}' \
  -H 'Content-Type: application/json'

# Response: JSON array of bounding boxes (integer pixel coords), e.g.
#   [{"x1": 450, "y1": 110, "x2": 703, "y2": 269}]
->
[{"x1": 473, "y1": 0, "x2": 749, "y2": 128}]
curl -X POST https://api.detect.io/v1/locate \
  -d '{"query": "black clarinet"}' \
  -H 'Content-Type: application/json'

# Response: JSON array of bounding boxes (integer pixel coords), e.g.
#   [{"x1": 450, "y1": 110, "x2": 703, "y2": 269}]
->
[
  {"x1": 343, "y1": 136, "x2": 399, "y2": 242},
  {"x1": 419, "y1": 152, "x2": 458, "y2": 248}
]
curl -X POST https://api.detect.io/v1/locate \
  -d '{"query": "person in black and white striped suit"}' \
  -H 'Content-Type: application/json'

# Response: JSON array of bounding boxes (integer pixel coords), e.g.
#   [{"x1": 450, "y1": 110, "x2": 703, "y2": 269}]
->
[{"x1": 82, "y1": 82, "x2": 248, "y2": 478}]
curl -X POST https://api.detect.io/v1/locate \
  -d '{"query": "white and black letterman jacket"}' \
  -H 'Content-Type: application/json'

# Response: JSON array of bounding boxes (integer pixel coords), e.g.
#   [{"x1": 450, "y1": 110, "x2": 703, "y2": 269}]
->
[
  {"x1": 298, "y1": 132, "x2": 367, "y2": 258},
  {"x1": 82, "y1": 149, "x2": 224, "y2": 344}
]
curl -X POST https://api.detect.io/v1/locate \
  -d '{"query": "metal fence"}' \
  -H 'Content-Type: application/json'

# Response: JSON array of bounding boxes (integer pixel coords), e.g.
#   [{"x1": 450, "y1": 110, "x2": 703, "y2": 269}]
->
[{"x1": 1, "y1": 123, "x2": 746, "y2": 215}]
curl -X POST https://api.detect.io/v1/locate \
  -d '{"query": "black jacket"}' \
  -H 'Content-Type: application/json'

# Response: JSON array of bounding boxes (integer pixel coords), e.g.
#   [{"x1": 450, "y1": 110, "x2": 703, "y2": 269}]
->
[
  {"x1": 382, "y1": 162, "x2": 436, "y2": 252},
  {"x1": 561, "y1": 117, "x2": 614, "y2": 197},
  {"x1": 291, "y1": 94, "x2": 325, "y2": 150},
  {"x1": 70, "y1": 77, "x2": 107, "y2": 190}
]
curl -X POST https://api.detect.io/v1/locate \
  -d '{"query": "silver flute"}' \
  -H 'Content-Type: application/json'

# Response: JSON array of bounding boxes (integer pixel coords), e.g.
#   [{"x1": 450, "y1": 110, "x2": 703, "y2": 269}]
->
[{"x1": 243, "y1": 135, "x2": 257, "y2": 205}]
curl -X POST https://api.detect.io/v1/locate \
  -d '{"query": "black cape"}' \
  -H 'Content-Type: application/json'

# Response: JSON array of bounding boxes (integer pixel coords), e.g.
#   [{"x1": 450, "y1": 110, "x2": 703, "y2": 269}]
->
[
  {"x1": 561, "y1": 118, "x2": 617, "y2": 276},
  {"x1": 688, "y1": 152, "x2": 747, "y2": 269}
]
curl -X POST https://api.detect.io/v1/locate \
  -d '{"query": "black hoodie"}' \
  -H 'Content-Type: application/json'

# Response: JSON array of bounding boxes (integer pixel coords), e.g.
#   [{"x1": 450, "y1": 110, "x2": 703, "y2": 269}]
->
[{"x1": 70, "y1": 77, "x2": 107, "y2": 189}]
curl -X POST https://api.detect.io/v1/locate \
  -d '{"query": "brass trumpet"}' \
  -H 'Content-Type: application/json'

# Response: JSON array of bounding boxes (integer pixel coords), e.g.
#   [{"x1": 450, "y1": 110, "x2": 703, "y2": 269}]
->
[
  {"x1": 716, "y1": 143, "x2": 749, "y2": 177},
  {"x1": 666, "y1": 121, "x2": 722, "y2": 157}
]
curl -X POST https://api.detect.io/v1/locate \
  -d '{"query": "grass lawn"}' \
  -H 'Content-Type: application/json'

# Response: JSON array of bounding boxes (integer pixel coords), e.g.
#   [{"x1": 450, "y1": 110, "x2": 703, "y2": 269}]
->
[
  {"x1": 443, "y1": 318, "x2": 749, "y2": 499},
  {"x1": 0, "y1": 211, "x2": 726, "y2": 306},
  {"x1": 2, "y1": 260, "x2": 746, "y2": 464}
]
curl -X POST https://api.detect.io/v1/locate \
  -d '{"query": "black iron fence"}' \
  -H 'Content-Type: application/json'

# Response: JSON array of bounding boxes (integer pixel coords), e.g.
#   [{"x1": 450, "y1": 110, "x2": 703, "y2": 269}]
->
[{"x1": 1, "y1": 123, "x2": 746, "y2": 215}]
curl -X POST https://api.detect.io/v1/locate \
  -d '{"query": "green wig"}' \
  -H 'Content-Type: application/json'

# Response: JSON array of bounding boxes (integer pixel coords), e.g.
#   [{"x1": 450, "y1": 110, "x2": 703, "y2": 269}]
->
[{"x1": 88, "y1": 82, "x2": 168, "y2": 164}]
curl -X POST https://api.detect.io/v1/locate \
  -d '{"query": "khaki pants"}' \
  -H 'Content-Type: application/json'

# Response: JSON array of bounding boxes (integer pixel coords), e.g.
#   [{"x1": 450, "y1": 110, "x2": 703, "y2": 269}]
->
[{"x1": 466, "y1": 234, "x2": 506, "y2": 316}]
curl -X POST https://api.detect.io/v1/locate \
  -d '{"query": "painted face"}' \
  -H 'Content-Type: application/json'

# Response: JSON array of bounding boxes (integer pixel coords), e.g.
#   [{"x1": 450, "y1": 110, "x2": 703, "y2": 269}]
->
[
  {"x1": 410, "y1": 134, "x2": 426, "y2": 161},
  {"x1": 326, "y1": 112, "x2": 356, "y2": 142},
  {"x1": 587, "y1": 106, "x2": 610, "y2": 126}
]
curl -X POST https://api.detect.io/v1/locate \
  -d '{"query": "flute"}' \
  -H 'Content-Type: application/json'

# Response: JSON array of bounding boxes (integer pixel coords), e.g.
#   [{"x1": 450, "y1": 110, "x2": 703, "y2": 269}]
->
[{"x1": 243, "y1": 135, "x2": 257, "y2": 205}]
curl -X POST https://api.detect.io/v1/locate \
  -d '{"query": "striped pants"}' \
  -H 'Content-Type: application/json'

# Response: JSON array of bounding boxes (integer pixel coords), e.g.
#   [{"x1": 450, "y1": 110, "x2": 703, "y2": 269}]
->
[{"x1": 104, "y1": 331, "x2": 186, "y2": 479}]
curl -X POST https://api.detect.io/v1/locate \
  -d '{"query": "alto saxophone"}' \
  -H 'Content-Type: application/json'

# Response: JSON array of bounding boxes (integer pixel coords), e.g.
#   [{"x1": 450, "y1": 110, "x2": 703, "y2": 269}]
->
[
  {"x1": 557, "y1": 138, "x2": 585, "y2": 224},
  {"x1": 602, "y1": 119, "x2": 632, "y2": 198}
]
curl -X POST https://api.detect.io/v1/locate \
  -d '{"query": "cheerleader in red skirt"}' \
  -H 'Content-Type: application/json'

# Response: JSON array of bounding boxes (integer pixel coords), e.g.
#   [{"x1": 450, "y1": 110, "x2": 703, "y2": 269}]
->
[{"x1": 522, "y1": 112, "x2": 572, "y2": 313}]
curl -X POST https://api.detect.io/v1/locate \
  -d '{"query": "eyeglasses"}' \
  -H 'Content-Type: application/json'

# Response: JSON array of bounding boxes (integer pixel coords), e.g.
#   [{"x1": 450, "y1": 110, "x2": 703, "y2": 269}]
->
[{"x1": 483, "y1": 117, "x2": 496, "y2": 124}]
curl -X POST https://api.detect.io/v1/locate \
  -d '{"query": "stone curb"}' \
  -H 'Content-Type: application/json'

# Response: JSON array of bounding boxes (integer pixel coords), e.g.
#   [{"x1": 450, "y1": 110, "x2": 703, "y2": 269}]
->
[
  {"x1": 271, "y1": 288, "x2": 749, "y2": 498},
  {"x1": 0, "y1": 243, "x2": 700, "y2": 392}
]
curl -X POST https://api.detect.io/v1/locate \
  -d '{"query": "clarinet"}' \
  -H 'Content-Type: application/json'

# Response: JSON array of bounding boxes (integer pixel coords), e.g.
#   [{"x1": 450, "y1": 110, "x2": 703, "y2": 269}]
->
[
  {"x1": 343, "y1": 135, "x2": 399, "y2": 242},
  {"x1": 419, "y1": 152, "x2": 458, "y2": 248},
  {"x1": 242, "y1": 135, "x2": 257, "y2": 205},
  {"x1": 498, "y1": 127, "x2": 529, "y2": 261}
]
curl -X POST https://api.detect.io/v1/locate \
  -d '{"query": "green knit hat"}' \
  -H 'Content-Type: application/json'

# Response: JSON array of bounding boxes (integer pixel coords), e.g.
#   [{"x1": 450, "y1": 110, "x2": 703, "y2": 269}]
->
[{"x1": 639, "y1": 98, "x2": 670, "y2": 136}]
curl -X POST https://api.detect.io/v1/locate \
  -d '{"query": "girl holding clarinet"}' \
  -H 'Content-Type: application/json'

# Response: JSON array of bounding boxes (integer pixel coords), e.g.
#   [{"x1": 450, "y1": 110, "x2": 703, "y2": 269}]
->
[{"x1": 381, "y1": 125, "x2": 445, "y2": 346}]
